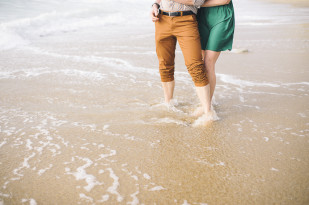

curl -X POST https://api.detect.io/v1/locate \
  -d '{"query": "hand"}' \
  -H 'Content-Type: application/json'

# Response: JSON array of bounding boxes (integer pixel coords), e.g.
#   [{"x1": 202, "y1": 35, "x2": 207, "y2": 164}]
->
[
  {"x1": 201, "y1": 0, "x2": 231, "y2": 7},
  {"x1": 150, "y1": 4, "x2": 160, "y2": 22}
]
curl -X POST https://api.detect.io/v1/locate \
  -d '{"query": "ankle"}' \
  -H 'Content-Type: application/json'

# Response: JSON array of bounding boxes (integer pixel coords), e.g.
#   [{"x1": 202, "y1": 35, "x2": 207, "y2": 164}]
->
[
  {"x1": 204, "y1": 107, "x2": 212, "y2": 115},
  {"x1": 165, "y1": 98, "x2": 173, "y2": 104}
]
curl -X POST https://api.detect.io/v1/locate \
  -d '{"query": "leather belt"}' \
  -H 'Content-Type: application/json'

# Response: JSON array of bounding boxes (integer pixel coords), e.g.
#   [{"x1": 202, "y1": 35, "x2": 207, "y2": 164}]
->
[{"x1": 159, "y1": 10, "x2": 195, "y2": 17}]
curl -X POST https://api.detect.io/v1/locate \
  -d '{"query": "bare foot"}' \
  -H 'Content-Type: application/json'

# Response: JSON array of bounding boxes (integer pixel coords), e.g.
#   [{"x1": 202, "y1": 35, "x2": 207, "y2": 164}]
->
[
  {"x1": 192, "y1": 104, "x2": 215, "y2": 117},
  {"x1": 212, "y1": 96, "x2": 218, "y2": 106},
  {"x1": 192, "y1": 109, "x2": 219, "y2": 127},
  {"x1": 192, "y1": 106, "x2": 204, "y2": 117},
  {"x1": 164, "y1": 99, "x2": 184, "y2": 114}
]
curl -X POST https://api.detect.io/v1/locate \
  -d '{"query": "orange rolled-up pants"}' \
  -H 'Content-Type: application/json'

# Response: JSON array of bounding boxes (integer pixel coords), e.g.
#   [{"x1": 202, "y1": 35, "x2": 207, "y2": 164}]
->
[{"x1": 155, "y1": 13, "x2": 209, "y2": 87}]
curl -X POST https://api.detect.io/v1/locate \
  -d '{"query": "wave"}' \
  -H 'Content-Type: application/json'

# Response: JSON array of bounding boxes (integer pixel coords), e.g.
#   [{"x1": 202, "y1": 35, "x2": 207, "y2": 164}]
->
[
  {"x1": 0, "y1": 67, "x2": 107, "y2": 81},
  {"x1": 217, "y1": 73, "x2": 281, "y2": 88},
  {"x1": 234, "y1": 0, "x2": 309, "y2": 26},
  {"x1": 25, "y1": 47, "x2": 158, "y2": 75},
  {"x1": 218, "y1": 73, "x2": 309, "y2": 89},
  {"x1": 0, "y1": 0, "x2": 154, "y2": 51},
  {"x1": 3, "y1": 46, "x2": 308, "y2": 91},
  {"x1": 0, "y1": 9, "x2": 127, "y2": 51}
]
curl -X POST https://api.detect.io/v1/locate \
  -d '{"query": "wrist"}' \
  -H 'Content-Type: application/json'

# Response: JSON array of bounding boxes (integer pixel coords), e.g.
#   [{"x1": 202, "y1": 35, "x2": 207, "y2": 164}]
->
[{"x1": 152, "y1": 2, "x2": 160, "y2": 9}]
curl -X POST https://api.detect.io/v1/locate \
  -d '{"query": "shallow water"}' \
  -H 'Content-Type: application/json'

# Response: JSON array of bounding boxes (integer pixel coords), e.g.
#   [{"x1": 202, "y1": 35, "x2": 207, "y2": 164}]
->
[{"x1": 0, "y1": 0, "x2": 309, "y2": 204}]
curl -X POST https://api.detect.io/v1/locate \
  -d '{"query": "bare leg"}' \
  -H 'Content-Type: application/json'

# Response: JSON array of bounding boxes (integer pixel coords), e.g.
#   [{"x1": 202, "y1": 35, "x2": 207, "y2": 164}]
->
[
  {"x1": 195, "y1": 84, "x2": 211, "y2": 114},
  {"x1": 203, "y1": 50, "x2": 221, "y2": 101},
  {"x1": 191, "y1": 50, "x2": 214, "y2": 117},
  {"x1": 193, "y1": 84, "x2": 220, "y2": 125},
  {"x1": 162, "y1": 80, "x2": 175, "y2": 103}
]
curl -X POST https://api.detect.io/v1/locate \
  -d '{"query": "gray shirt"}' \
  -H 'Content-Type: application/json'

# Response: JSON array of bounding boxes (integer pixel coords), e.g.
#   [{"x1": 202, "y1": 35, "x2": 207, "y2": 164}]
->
[{"x1": 160, "y1": 0, "x2": 205, "y2": 14}]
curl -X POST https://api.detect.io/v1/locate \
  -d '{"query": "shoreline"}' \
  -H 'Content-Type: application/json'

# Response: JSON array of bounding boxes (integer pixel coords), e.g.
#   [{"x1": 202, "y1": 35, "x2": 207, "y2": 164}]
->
[
  {"x1": 260, "y1": 0, "x2": 309, "y2": 7},
  {"x1": 0, "y1": 0, "x2": 308, "y2": 204}
]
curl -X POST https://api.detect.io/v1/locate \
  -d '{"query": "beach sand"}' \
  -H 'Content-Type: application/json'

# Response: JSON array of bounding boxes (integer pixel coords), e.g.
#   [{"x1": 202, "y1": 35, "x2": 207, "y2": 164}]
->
[{"x1": 0, "y1": 0, "x2": 308, "y2": 204}]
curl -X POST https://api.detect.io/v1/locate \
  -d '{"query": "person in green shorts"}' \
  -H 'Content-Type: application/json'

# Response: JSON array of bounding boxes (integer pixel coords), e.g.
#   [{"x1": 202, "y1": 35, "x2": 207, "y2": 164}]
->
[
  {"x1": 168, "y1": 0, "x2": 234, "y2": 110},
  {"x1": 198, "y1": 0, "x2": 235, "y2": 102}
]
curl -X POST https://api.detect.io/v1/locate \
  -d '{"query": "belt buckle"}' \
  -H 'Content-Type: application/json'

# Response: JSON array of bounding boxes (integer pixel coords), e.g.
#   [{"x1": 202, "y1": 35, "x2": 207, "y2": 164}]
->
[{"x1": 168, "y1": 12, "x2": 172, "y2": 16}]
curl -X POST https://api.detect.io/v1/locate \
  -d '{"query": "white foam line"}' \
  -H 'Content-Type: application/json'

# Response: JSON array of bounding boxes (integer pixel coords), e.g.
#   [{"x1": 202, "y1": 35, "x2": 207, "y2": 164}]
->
[
  {"x1": 0, "y1": 141, "x2": 7, "y2": 148},
  {"x1": 102, "y1": 51, "x2": 156, "y2": 55},
  {"x1": 182, "y1": 200, "x2": 190, "y2": 205},
  {"x1": 1, "y1": 9, "x2": 89, "y2": 30},
  {"x1": 192, "y1": 111, "x2": 220, "y2": 127},
  {"x1": 128, "y1": 191, "x2": 139, "y2": 205},
  {"x1": 106, "y1": 168, "x2": 123, "y2": 202},
  {"x1": 24, "y1": 46, "x2": 158, "y2": 75},
  {"x1": 102, "y1": 125, "x2": 144, "y2": 142},
  {"x1": 98, "y1": 194, "x2": 109, "y2": 202},
  {"x1": 121, "y1": 167, "x2": 139, "y2": 182},
  {"x1": 270, "y1": 167, "x2": 279, "y2": 172},
  {"x1": 13, "y1": 152, "x2": 36, "y2": 177},
  {"x1": 143, "y1": 173, "x2": 151, "y2": 180},
  {"x1": 135, "y1": 166, "x2": 142, "y2": 174},
  {"x1": 242, "y1": 90, "x2": 297, "y2": 97},
  {"x1": 1, "y1": 127, "x2": 16, "y2": 136},
  {"x1": 241, "y1": 105, "x2": 261, "y2": 110},
  {"x1": 56, "y1": 136, "x2": 69, "y2": 147},
  {"x1": 0, "y1": 193, "x2": 9, "y2": 198},
  {"x1": 131, "y1": 175, "x2": 138, "y2": 181},
  {"x1": 98, "y1": 149, "x2": 117, "y2": 160},
  {"x1": 26, "y1": 139, "x2": 33, "y2": 150},
  {"x1": 149, "y1": 186, "x2": 166, "y2": 191},
  {"x1": 79, "y1": 193, "x2": 93, "y2": 203},
  {"x1": 196, "y1": 158, "x2": 225, "y2": 167},
  {"x1": 150, "y1": 117, "x2": 189, "y2": 126},
  {"x1": 103, "y1": 125, "x2": 110, "y2": 130},
  {"x1": 217, "y1": 73, "x2": 280, "y2": 88},
  {"x1": 38, "y1": 164, "x2": 53, "y2": 176},
  {"x1": 0, "y1": 9, "x2": 127, "y2": 51},
  {"x1": 297, "y1": 113, "x2": 307, "y2": 118},
  {"x1": 218, "y1": 74, "x2": 309, "y2": 89},
  {"x1": 239, "y1": 96, "x2": 245, "y2": 103},
  {"x1": 2, "y1": 181, "x2": 10, "y2": 189},
  {"x1": 0, "y1": 67, "x2": 107, "y2": 81},
  {"x1": 71, "y1": 122, "x2": 99, "y2": 131},
  {"x1": 29, "y1": 199, "x2": 37, "y2": 205},
  {"x1": 68, "y1": 157, "x2": 103, "y2": 192},
  {"x1": 21, "y1": 198, "x2": 37, "y2": 205},
  {"x1": 283, "y1": 82, "x2": 309, "y2": 86}
]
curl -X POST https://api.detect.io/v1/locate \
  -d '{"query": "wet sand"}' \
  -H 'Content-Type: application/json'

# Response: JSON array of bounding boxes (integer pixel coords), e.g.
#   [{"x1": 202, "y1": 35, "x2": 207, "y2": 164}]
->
[{"x1": 0, "y1": 0, "x2": 309, "y2": 204}]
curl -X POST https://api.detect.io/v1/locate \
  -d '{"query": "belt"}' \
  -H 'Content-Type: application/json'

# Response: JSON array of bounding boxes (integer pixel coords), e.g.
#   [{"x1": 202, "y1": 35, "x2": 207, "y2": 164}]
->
[{"x1": 159, "y1": 10, "x2": 195, "y2": 17}]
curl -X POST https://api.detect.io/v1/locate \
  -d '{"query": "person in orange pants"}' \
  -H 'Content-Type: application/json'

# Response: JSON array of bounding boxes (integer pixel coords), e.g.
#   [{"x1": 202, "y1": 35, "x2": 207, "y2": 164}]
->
[{"x1": 151, "y1": 0, "x2": 213, "y2": 120}]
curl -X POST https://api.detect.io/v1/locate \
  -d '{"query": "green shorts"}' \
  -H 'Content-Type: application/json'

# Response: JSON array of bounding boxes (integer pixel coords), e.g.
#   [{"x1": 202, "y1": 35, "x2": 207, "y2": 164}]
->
[{"x1": 197, "y1": 1, "x2": 235, "y2": 51}]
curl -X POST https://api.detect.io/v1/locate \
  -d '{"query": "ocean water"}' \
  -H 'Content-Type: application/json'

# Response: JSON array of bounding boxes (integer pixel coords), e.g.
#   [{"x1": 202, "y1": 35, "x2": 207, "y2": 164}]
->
[{"x1": 0, "y1": 0, "x2": 309, "y2": 204}]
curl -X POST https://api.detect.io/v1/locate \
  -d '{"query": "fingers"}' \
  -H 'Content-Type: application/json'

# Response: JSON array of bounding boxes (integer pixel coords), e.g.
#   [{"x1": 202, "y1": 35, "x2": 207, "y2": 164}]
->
[
  {"x1": 150, "y1": 4, "x2": 160, "y2": 22},
  {"x1": 150, "y1": 8, "x2": 160, "y2": 22},
  {"x1": 154, "y1": 9, "x2": 158, "y2": 17},
  {"x1": 152, "y1": 16, "x2": 159, "y2": 22},
  {"x1": 150, "y1": 11, "x2": 159, "y2": 22}
]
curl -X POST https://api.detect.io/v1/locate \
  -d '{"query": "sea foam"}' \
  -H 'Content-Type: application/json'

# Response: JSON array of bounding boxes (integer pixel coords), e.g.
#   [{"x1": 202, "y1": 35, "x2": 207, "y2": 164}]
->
[
  {"x1": 0, "y1": 8, "x2": 126, "y2": 51},
  {"x1": 192, "y1": 109, "x2": 220, "y2": 127},
  {"x1": 106, "y1": 168, "x2": 123, "y2": 202}
]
